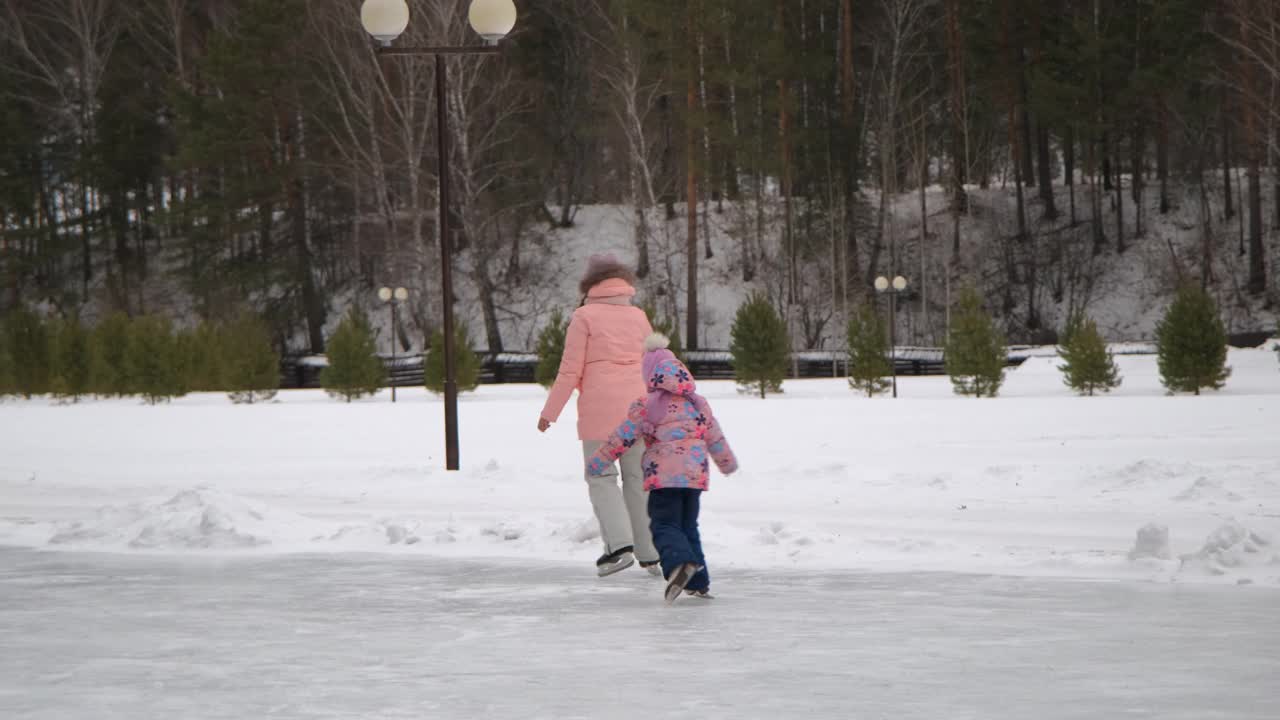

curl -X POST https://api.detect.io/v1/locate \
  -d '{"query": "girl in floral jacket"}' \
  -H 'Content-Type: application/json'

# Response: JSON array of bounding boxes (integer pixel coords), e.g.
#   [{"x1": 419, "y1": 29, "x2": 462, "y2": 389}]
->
[{"x1": 587, "y1": 334, "x2": 738, "y2": 603}]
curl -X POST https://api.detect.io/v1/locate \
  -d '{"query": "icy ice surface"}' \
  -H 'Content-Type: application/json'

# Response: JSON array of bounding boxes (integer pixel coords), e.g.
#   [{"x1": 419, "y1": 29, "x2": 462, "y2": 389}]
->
[{"x1": 1, "y1": 550, "x2": 1277, "y2": 720}]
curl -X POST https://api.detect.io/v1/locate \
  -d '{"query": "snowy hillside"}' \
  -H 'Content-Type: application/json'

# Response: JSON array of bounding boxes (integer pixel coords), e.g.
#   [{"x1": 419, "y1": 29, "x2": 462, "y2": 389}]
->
[{"x1": 432, "y1": 183, "x2": 1279, "y2": 355}]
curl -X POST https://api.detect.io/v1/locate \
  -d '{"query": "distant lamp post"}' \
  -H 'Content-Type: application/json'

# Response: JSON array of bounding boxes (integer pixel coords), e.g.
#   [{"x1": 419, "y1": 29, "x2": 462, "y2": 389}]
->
[
  {"x1": 875, "y1": 275, "x2": 909, "y2": 398},
  {"x1": 378, "y1": 287, "x2": 409, "y2": 403},
  {"x1": 360, "y1": 0, "x2": 517, "y2": 470}
]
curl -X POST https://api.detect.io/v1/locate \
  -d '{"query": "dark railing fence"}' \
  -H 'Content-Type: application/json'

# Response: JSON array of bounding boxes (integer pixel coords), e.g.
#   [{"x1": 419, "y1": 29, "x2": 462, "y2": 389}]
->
[
  {"x1": 282, "y1": 347, "x2": 1000, "y2": 390},
  {"x1": 280, "y1": 331, "x2": 1272, "y2": 390}
]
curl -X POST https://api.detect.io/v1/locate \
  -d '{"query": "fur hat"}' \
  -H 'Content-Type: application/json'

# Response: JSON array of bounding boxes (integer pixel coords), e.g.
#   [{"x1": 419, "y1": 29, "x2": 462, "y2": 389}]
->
[
  {"x1": 644, "y1": 333, "x2": 671, "y2": 353},
  {"x1": 579, "y1": 253, "x2": 637, "y2": 297}
]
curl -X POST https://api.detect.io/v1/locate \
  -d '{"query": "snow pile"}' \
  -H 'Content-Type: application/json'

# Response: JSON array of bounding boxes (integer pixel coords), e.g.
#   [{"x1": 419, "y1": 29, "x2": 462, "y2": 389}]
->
[
  {"x1": 49, "y1": 487, "x2": 324, "y2": 550},
  {"x1": 1178, "y1": 521, "x2": 1276, "y2": 581},
  {"x1": 1172, "y1": 477, "x2": 1244, "y2": 504},
  {"x1": 325, "y1": 519, "x2": 426, "y2": 546},
  {"x1": 1128, "y1": 523, "x2": 1172, "y2": 562}
]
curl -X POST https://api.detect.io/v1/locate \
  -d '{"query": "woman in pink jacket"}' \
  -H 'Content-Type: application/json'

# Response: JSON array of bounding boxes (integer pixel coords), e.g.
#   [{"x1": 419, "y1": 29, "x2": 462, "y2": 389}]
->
[{"x1": 538, "y1": 255, "x2": 659, "y2": 577}]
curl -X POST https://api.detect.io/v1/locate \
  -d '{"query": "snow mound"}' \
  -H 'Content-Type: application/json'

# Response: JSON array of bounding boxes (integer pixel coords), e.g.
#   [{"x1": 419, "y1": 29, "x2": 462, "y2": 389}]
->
[
  {"x1": 1179, "y1": 521, "x2": 1276, "y2": 578},
  {"x1": 326, "y1": 520, "x2": 425, "y2": 546},
  {"x1": 1128, "y1": 523, "x2": 1172, "y2": 562},
  {"x1": 50, "y1": 487, "x2": 323, "y2": 550},
  {"x1": 1172, "y1": 477, "x2": 1244, "y2": 504}
]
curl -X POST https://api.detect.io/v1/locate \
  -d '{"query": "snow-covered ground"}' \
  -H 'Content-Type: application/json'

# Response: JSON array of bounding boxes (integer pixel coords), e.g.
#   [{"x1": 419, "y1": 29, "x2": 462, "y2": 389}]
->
[
  {"x1": 3, "y1": 551, "x2": 1278, "y2": 720},
  {"x1": 2, "y1": 348, "x2": 1277, "y2": 587},
  {"x1": 3, "y1": 348, "x2": 1279, "y2": 718}
]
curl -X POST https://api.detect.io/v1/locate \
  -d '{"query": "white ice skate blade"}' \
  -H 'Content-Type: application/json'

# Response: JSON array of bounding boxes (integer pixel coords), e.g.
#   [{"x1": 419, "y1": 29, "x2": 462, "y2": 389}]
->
[{"x1": 597, "y1": 554, "x2": 635, "y2": 577}]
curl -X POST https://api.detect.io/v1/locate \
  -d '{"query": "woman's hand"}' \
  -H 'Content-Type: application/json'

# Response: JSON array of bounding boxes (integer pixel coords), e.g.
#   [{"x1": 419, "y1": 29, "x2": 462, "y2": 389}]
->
[{"x1": 537, "y1": 417, "x2": 552, "y2": 433}]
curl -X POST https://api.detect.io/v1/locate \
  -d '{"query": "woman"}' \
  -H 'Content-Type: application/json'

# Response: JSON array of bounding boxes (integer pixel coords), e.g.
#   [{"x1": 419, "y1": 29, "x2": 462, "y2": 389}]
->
[{"x1": 538, "y1": 254, "x2": 660, "y2": 577}]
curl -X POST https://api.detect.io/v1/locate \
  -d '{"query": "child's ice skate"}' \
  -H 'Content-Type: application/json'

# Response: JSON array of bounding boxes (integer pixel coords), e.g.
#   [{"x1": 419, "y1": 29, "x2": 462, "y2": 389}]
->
[
  {"x1": 663, "y1": 563, "x2": 702, "y2": 605},
  {"x1": 685, "y1": 589, "x2": 714, "y2": 599},
  {"x1": 596, "y1": 546, "x2": 635, "y2": 577},
  {"x1": 640, "y1": 560, "x2": 662, "y2": 577}
]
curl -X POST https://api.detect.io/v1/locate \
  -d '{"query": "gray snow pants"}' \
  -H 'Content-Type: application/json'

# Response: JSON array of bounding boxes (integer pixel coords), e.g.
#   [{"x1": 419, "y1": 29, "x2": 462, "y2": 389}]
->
[{"x1": 581, "y1": 441, "x2": 658, "y2": 563}]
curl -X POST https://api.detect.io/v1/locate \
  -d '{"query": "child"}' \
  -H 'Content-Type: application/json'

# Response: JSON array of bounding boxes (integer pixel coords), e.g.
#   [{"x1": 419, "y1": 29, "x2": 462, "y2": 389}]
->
[{"x1": 587, "y1": 333, "x2": 738, "y2": 604}]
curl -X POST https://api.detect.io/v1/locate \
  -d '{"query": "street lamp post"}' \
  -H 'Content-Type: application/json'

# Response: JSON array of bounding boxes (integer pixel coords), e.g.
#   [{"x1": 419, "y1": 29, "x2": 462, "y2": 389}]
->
[
  {"x1": 378, "y1": 286, "x2": 409, "y2": 403},
  {"x1": 361, "y1": 0, "x2": 517, "y2": 471},
  {"x1": 875, "y1": 275, "x2": 909, "y2": 398}
]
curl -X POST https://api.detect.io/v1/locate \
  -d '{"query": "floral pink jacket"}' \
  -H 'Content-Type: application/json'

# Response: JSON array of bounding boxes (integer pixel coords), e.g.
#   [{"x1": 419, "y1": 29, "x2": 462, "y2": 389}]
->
[{"x1": 587, "y1": 352, "x2": 737, "y2": 490}]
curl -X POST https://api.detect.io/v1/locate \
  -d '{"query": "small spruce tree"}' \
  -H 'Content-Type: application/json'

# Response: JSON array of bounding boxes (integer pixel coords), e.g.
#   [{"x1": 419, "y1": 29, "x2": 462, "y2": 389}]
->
[
  {"x1": 320, "y1": 309, "x2": 385, "y2": 402},
  {"x1": 847, "y1": 304, "x2": 891, "y2": 397},
  {"x1": 48, "y1": 315, "x2": 92, "y2": 403},
  {"x1": 0, "y1": 332, "x2": 15, "y2": 400},
  {"x1": 642, "y1": 303, "x2": 684, "y2": 359},
  {"x1": 534, "y1": 310, "x2": 569, "y2": 388},
  {"x1": 1156, "y1": 284, "x2": 1231, "y2": 395},
  {"x1": 4, "y1": 308, "x2": 50, "y2": 398},
  {"x1": 1058, "y1": 315, "x2": 1121, "y2": 396},
  {"x1": 1059, "y1": 310, "x2": 1085, "y2": 348},
  {"x1": 945, "y1": 288, "x2": 1007, "y2": 397},
  {"x1": 181, "y1": 322, "x2": 224, "y2": 393},
  {"x1": 425, "y1": 320, "x2": 481, "y2": 395},
  {"x1": 730, "y1": 294, "x2": 789, "y2": 398},
  {"x1": 89, "y1": 313, "x2": 134, "y2": 397},
  {"x1": 127, "y1": 315, "x2": 187, "y2": 404},
  {"x1": 221, "y1": 314, "x2": 280, "y2": 404}
]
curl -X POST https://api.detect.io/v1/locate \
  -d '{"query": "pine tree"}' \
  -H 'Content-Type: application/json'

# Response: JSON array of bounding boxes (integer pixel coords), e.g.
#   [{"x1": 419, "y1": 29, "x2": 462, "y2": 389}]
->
[
  {"x1": 847, "y1": 304, "x2": 891, "y2": 397},
  {"x1": 48, "y1": 315, "x2": 92, "y2": 403},
  {"x1": 425, "y1": 321, "x2": 481, "y2": 395},
  {"x1": 534, "y1": 310, "x2": 569, "y2": 389},
  {"x1": 643, "y1": 304, "x2": 685, "y2": 360},
  {"x1": 127, "y1": 315, "x2": 187, "y2": 405},
  {"x1": 945, "y1": 288, "x2": 1007, "y2": 397},
  {"x1": 320, "y1": 310, "x2": 385, "y2": 402},
  {"x1": 3, "y1": 308, "x2": 50, "y2": 398},
  {"x1": 730, "y1": 294, "x2": 789, "y2": 399},
  {"x1": 1156, "y1": 285, "x2": 1231, "y2": 395},
  {"x1": 1059, "y1": 311, "x2": 1084, "y2": 348},
  {"x1": 89, "y1": 313, "x2": 134, "y2": 397},
  {"x1": 1058, "y1": 315, "x2": 1121, "y2": 396},
  {"x1": 0, "y1": 331, "x2": 15, "y2": 400},
  {"x1": 221, "y1": 314, "x2": 280, "y2": 404},
  {"x1": 180, "y1": 322, "x2": 224, "y2": 393}
]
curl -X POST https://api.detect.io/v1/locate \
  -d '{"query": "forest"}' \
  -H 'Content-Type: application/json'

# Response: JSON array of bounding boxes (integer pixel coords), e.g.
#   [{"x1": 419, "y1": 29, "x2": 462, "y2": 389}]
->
[{"x1": 2, "y1": 0, "x2": 1278, "y2": 354}]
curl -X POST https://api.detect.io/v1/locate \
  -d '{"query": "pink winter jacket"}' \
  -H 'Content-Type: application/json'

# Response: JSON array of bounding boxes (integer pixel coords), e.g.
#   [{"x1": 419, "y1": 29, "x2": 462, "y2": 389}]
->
[
  {"x1": 587, "y1": 351, "x2": 738, "y2": 491},
  {"x1": 540, "y1": 279, "x2": 653, "y2": 442}
]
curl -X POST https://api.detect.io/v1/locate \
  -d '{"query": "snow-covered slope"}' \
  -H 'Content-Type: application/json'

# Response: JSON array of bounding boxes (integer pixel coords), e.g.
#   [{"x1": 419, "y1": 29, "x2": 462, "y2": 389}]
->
[{"x1": 439, "y1": 185, "x2": 1278, "y2": 354}]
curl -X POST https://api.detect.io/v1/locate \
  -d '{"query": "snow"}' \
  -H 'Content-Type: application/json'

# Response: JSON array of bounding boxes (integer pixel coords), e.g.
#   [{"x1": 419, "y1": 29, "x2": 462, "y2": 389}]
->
[
  {"x1": 1179, "y1": 520, "x2": 1277, "y2": 580},
  {"x1": 2, "y1": 347, "x2": 1278, "y2": 588},
  {"x1": 1129, "y1": 523, "x2": 1172, "y2": 562},
  {"x1": 3, "y1": 348, "x2": 1280, "y2": 717}
]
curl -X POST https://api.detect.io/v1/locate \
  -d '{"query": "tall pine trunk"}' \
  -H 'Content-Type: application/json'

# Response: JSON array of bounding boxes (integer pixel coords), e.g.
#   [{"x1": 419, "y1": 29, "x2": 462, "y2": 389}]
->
[
  {"x1": 841, "y1": 0, "x2": 863, "y2": 305},
  {"x1": 779, "y1": 0, "x2": 795, "y2": 307},
  {"x1": 946, "y1": 0, "x2": 968, "y2": 226},
  {"x1": 686, "y1": 7, "x2": 700, "y2": 349},
  {"x1": 1222, "y1": 104, "x2": 1235, "y2": 220},
  {"x1": 1065, "y1": 125, "x2": 1077, "y2": 224},
  {"x1": 1132, "y1": 122, "x2": 1145, "y2": 238},
  {"x1": 1115, "y1": 137, "x2": 1126, "y2": 254},
  {"x1": 291, "y1": 113, "x2": 326, "y2": 354},
  {"x1": 1240, "y1": 9, "x2": 1267, "y2": 294},
  {"x1": 1037, "y1": 125, "x2": 1057, "y2": 218},
  {"x1": 1157, "y1": 110, "x2": 1170, "y2": 214}
]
